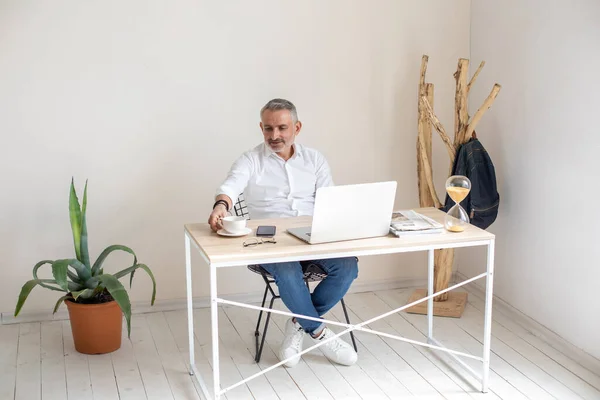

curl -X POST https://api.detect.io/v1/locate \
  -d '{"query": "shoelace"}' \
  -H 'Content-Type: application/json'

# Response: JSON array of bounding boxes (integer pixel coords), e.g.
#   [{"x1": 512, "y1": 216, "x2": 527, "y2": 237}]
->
[
  {"x1": 320, "y1": 331, "x2": 345, "y2": 352},
  {"x1": 291, "y1": 328, "x2": 304, "y2": 348}
]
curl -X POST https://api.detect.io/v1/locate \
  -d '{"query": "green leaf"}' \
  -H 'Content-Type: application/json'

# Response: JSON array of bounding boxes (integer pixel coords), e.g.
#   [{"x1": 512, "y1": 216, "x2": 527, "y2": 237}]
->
[
  {"x1": 33, "y1": 260, "x2": 53, "y2": 278},
  {"x1": 129, "y1": 270, "x2": 136, "y2": 289},
  {"x1": 97, "y1": 274, "x2": 132, "y2": 337},
  {"x1": 30, "y1": 279, "x2": 65, "y2": 293},
  {"x1": 66, "y1": 258, "x2": 92, "y2": 282},
  {"x1": 80, "y1": 180, "x2": 91, "y2": 268},
  {"x1": 32, "y1": 260, "x2": 66, "y2": 292},
  {"x1": 51, "y1": 260, "x2": 70, "y2": 292},
  {"x1": 83, "y1": 276, "x2": 100, "y2": 290},
  {"x1": 53, "y1": 295, "x2": 71, "y2": 314},
  {"x1": 53, "y1": 259, "x2": 92, "y2": 292},
  {"x1": 71, "y1": 288, "x2": 95, "y2": 300},
  {"x1": 69, "y1": 178, "x2": 82, "y2": 262},
  {"x1": 67, "y1": 281, "x2": 85, "y2": 292},
  {"x1": 67, "y1": 270, "x2": 79, "y2": 283},
  {"x1": 33, "y1": 259, "x2": 86, "y2": 287},
  {"x1": 114, "y1": 263, "x2": 156, "y2": 306},
  {"x1": 91, "y1": 245, "x2": 137, "y2": 276},
  {"x1": 14, "y1": 279, "x2": 66, "y2": 316}
]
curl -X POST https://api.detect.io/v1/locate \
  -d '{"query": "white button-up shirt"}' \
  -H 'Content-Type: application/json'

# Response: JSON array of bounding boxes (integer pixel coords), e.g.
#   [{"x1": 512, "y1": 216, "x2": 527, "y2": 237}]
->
[{"x1": 217, "y1": 142, "x2": 334, "y2": 219}]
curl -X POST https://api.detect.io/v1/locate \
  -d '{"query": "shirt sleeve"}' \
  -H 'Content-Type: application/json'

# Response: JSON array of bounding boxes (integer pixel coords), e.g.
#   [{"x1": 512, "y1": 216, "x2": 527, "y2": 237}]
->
[
  {"x1": 315, "y1": 152, "x2": 334, "y2": 189},
  {"x1": 216, "y1": 153, "x2": 253, "y2": 203}
]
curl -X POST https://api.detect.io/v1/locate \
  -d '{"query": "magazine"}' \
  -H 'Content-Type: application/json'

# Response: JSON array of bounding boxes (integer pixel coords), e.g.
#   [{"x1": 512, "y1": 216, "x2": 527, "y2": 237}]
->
[{"x1": 390, "y1": 210, "x2": 444, "y2": 236}]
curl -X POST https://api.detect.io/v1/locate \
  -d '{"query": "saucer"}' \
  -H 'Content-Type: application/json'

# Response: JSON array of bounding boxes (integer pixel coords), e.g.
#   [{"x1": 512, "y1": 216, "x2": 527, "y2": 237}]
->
[{"x1": 217, "y1": 227, "x2": 252, "y2": 237}]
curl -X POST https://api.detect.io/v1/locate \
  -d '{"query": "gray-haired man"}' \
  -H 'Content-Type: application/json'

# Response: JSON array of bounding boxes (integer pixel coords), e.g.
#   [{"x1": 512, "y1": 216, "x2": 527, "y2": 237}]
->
[{"x1": 208, "y1": 99, "x2": 358, "y2": 367}]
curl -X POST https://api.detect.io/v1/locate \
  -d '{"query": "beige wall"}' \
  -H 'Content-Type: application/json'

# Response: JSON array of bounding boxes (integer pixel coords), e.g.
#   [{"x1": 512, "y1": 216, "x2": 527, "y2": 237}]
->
[
  {"x1": 461, "y1": 0, "x2": 600, "y2": 359},
  {"x1": 0, "y1": 0, "x2": 470, "y2": 315}
]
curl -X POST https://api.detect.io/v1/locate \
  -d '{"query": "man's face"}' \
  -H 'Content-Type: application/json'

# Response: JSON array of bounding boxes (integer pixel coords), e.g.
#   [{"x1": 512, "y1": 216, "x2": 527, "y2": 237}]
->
[{"x1": 260, "y1": 109, "x2": 301, "y2": 155}]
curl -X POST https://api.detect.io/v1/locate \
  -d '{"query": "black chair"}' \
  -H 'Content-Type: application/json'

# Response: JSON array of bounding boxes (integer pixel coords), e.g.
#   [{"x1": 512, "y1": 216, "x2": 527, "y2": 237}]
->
[{"x1": 233, "y1": 194, "x2": 358, "y2": 363}]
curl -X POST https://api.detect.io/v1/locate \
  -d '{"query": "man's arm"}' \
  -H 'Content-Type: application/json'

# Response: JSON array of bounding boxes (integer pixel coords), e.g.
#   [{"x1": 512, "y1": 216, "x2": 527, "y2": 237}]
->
[
  {"x1": 315, "y1": 152, "x2": 334, "y2": 189},
  {"x1": 208, "y1": 194, "x2": 232, "y2": 231},
  {"x1": 208, "y1": 154, "x2": 253, "y2": 231}
]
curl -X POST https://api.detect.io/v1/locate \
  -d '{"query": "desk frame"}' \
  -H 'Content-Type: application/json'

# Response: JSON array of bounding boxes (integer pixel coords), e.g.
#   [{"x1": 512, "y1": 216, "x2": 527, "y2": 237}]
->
[{"x1": 184, "y1": 230, "x2": 495, "y2": 400}]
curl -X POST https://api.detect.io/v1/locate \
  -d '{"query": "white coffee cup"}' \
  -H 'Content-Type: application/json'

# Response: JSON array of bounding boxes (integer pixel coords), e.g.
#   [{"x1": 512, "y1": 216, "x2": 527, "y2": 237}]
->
[{"x1": 220, "y1": 216, "x2": 247, "y2": 234}]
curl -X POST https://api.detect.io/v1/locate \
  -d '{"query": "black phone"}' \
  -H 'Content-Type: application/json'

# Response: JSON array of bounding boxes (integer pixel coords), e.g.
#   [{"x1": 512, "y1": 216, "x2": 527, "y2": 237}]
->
[{"x1": 256, "y1": 225, "x2": 276, "y2": 237}]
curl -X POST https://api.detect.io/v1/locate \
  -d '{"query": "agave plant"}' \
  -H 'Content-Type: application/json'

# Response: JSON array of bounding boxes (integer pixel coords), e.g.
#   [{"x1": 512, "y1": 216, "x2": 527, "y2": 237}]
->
[{"x1": 14, "y1": 179, "x2": 156, "y2": 337}]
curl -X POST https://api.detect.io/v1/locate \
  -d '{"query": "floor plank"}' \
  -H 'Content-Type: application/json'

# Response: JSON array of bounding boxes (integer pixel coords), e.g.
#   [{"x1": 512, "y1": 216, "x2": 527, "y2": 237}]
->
[
  {"x1": 130, "y1": 315, "x2": 175, "y2": 400},
  {"x1": 0, "y1": 324, "x2": 20, "y2": 400},
  {"x1": 270, "y1": 301, "x2": 361, "y2": 399},
  {"x1": 335, "y1": 300, "x2": 483, "y2": 400},
  {"x1": 463, "y1": 283, "x2": 600, "y2": 379},
  {"x1": 344, "y1": 292, "x2": 475, "y2": 400},
  {"x1": 329, "y1": 302, "x2": 444, "y2": 399},
  {"x1": 145, "y1": 312, "x2": 202, "y2": 400},
  {"x1": 110, "y1": 320, "x2": 148, "y2": 400},
  {"x1": 217, "y1": 308, "x2": 280, "y2": 399},
  {"x1": 88, "y1": 353, "x2": 120, "y2": 400},
  {"x1": 463, "y1": 286, "x2": 600, "y2": 399},
  {"x1": 327, "y1": 303, "x2": 413, "y2": 398},
  {"x1": 62, "y1": 321, "x2": 93, "y2": 399},
  {"x1": 392, "y1": 290, "x2": 558, "y2": 400},
  {"x1": 458, "y1": 304, "x2": 581, "y2": 399},
  {"x1": 346, "y1": 293, "x2": 470, "y2": 399},
  {"x1": 40, "y1": 321, "x2": 67, "y2": 400},
  {"x1": 223, "y1": 305, "x2": 306, "y2": 399},
  {"x1": 15, "y1": 322, "x2": 41, "y2": 400},
  {"x1": 192, "y1": 308, "x2": 254, "y2": 400},
  {"x1": 377, "y1": 289, "x2": 528, "y2": 400},
  {"x1": 163, "y1": 309, "x2": 221, "y2": 400},
  {"x1": 229, "y1": 303, "x2": 333, "y2": 400}
]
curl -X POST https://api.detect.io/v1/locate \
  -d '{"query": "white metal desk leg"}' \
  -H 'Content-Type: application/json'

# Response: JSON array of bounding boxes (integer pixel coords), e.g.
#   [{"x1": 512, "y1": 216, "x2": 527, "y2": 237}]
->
[
  {"x1": 185, "y1": 234, "x2": 195, "y2": 374},
  {"x1": 427, "y1": 249, "x2": 434, "y2": 340},
  {"x1": 210, "y1": 262, "x2": 221, "y2": 399},
  {"x1": 482, "y1": 239, "x2": 495, "y2": 392}
]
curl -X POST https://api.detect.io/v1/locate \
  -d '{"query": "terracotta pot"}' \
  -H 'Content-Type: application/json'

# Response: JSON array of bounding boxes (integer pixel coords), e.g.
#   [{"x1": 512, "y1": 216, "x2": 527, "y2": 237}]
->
[{"x1": 65, "y1": 299, "x2": 122, "y2": 354}]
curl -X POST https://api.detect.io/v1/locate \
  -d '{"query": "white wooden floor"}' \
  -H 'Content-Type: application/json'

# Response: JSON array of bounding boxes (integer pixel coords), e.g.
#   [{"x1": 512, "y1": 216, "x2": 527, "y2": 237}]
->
[{"x1": 2, "y1": 286, "x2": 599, "y2": 400}]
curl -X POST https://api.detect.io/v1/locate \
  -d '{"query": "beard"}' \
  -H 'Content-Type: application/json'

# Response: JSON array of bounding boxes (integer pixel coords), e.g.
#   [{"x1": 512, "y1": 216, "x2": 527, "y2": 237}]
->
[{"x1": 268, "y1": 139, "x2": 285, "y2": 152}]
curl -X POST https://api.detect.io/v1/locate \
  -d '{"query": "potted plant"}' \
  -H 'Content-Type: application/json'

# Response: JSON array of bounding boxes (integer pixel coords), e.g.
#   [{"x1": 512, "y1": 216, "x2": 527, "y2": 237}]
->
[{"x1": 14, "y1": 179, "x2": 156, "y2": 354}]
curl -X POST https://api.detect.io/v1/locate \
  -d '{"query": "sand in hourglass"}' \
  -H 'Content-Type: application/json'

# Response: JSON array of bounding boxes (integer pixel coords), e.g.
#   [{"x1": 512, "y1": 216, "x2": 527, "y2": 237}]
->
[
  {"x1": 447, "y1": 187, "x2": 469, "y2": 203},
  {"x1": 446, "y1": 187, "x2": 470, "y2": 232}
]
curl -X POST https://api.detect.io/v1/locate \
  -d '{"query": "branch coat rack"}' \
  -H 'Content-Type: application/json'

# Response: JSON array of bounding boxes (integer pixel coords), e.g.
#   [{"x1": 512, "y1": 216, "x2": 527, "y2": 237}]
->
[{"x1": 407, "y1": 55, "x2": 501, "y2": 318}]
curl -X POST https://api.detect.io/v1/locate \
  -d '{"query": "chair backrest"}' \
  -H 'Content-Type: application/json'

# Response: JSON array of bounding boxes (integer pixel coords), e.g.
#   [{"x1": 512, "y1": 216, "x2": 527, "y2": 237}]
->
[{"x1": 233, "y1": 194, "x2": 249, "y2": 219}]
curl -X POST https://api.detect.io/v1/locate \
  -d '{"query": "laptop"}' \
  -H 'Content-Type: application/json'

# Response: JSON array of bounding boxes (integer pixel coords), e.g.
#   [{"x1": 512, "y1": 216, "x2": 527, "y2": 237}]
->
[{"x1": 287, "y1": 181, "x2": 397, "y2": 244}]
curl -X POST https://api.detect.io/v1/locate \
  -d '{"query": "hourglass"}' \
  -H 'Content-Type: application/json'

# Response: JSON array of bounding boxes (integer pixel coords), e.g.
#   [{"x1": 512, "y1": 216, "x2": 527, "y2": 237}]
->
[{"x1": 444, "y1": 175, "x2": 471, "y2": 232}]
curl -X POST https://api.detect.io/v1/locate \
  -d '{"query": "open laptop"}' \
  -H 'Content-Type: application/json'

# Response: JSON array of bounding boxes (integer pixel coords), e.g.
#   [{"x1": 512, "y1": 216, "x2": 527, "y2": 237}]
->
[{"x1": 287, "y1": 181, "x2": 397, "y2": 244}]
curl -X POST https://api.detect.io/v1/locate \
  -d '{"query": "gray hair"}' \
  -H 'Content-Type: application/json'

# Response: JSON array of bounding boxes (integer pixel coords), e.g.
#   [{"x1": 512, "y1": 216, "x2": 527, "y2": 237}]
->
[{"x1": 260, "y1": 98, "x2": 298, "y2": 123}]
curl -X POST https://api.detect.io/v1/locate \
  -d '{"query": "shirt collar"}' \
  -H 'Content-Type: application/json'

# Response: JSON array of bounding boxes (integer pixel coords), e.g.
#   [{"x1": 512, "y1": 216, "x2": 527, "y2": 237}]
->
[{"x1": 262, "y1": 142, "x2": 303, "y2": 160}]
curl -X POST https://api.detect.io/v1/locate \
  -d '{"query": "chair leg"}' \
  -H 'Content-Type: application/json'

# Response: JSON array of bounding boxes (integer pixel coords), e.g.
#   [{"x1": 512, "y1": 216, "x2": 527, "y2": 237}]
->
[
  {"x1": 256, "y1": 295, "x2": 277, "y2": 363},
  {"x1": 340, "y1": 297, "x2": 358, "y2": 352},
  {"x1": 255, "y1": 275, "x2": 279, "y2": 363},
  {"x1": 254, "y1": 284, "x2": 270, "y2": 355}
]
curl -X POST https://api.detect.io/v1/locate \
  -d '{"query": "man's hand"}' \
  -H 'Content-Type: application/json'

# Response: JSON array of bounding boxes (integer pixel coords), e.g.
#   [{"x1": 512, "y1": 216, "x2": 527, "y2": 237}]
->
[{"x1": 208, "y1": 204, "x2": 228, "y2": 232}]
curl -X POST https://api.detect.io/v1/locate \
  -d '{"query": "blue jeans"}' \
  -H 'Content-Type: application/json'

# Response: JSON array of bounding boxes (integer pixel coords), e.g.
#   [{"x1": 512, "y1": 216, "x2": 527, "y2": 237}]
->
[{"x1": 260, "y1": 257, "x2": 359, "y2": 335}]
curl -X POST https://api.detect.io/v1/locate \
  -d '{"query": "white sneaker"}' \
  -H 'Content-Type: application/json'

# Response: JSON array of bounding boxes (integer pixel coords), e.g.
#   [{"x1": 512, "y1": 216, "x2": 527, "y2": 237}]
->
[
  {"x1": 279, "y1": 318, "x2": 304, "y2": 367},
  {"x1": 311, "y1": 327, "x2": 357, "y2": 366}
]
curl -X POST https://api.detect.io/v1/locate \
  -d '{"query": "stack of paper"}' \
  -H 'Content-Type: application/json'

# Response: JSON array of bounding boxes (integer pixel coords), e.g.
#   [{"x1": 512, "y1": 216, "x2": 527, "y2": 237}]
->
[{"x1": 389, "y1": 210, "x2": 444, "y2": 236}]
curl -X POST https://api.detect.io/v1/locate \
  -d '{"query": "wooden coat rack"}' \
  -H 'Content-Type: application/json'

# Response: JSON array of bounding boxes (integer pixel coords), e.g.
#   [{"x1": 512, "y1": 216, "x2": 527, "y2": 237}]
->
[{"x1": 407, "y1": 55, "x2": 501, "y2": 317}]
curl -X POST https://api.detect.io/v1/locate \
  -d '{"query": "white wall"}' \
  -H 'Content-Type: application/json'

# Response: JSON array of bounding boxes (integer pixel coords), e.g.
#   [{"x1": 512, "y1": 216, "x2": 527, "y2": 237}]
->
[
  {"x1": 461, "y1": 0, "x2": 600, "y2": 359},
  {"x1": 0, "y1": 1, "x2": 470, "y2": 315}
]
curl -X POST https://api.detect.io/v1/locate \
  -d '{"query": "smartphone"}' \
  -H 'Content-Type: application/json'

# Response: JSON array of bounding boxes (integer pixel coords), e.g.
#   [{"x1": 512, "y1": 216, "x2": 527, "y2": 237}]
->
[{"x1": 256, "y1": 225, "x2": 276, "y2": 237}]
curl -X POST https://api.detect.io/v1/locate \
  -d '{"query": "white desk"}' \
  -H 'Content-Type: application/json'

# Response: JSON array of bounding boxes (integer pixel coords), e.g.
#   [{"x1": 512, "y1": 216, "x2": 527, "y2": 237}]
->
[{"x1": 184, "y1": 207, "x2": 495, "y2": 400}]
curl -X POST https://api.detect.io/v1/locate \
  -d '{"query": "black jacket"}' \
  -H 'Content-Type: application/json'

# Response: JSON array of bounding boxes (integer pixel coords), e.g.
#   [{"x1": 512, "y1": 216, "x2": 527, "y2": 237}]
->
[{"x1": 442, "y1": 138, "x2": 499, "y2": 230}]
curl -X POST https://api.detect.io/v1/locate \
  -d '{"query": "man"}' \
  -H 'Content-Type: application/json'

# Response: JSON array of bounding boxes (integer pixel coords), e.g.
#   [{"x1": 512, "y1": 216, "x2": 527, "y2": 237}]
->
[{"x1": 208, "y1": 98, "x2": 358, "y2": 367}]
